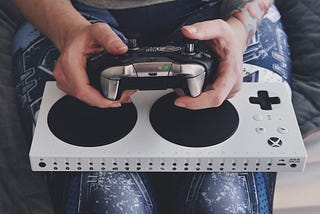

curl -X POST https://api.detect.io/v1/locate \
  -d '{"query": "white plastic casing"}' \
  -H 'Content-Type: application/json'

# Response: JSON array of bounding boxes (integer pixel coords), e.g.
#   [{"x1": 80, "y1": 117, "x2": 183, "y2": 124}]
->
[{"x1": 29, "y1": 80, "x2": 307, "y2": 172}]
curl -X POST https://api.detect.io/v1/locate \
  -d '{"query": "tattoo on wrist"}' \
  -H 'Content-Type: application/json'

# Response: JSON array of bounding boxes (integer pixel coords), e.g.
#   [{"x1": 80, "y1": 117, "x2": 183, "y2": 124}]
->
[{"x1": 221, "y1": 0, "x2": 274, "y2": 45}]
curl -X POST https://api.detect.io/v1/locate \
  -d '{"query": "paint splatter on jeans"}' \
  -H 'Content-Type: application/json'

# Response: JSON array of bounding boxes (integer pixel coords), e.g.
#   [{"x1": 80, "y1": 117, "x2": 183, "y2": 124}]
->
[
  {"x1": 178, "y1": 172, "x2": 275, "y2": 214},
  {"x1": 65, "y1": 172, "x2": 155, "y2": 214},
  {"x1": 62, "y1": 172, "x2": 275, "y2": 214}
]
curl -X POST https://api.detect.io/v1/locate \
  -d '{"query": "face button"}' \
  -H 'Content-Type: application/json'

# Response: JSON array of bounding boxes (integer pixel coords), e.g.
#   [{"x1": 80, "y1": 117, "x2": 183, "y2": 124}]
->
[
  {"x1": 277, "y1": 127, "x2": 289, "y2": 134},
  {"x1": 256, "y1": 127, "x2": 266, "y2": 134},
  {"x1": 267, "y1": 137, "x2": 283, "y2": 147},
  {"x1": 253, "y1": 114, "x2": 264, "y2": 121}
]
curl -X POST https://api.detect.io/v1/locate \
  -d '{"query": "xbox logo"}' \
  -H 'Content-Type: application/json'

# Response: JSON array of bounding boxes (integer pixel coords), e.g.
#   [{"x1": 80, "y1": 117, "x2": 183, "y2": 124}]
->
[{"x1": 268, "y1": 137, "x2": 283, "y2": 147}]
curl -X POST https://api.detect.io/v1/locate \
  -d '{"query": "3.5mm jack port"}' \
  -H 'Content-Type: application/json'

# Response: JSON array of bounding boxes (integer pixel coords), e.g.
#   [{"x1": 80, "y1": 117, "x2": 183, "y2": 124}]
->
[{"x1": 290, "y1": 163, "x2": 297, "y2": 168}]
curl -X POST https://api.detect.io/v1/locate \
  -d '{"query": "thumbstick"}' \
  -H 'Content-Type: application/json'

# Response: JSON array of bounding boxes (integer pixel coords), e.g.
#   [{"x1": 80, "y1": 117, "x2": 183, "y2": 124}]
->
[
  {"x1": 182, "y1": 36, "x2": 197, "y2": 55},
  {"x1": 125, "y1": 32, "x2": 140, "y2": 50},
  {"x1": 128, "y1": 38, "x2": 139, "y2": 50}
]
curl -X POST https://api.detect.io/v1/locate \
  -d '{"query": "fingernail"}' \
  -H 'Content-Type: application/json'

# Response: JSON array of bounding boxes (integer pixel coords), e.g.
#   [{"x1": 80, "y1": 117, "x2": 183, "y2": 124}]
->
[
  {"x1": 110, "y1": 102, "x2": 122, "y2": 108},
  {"x1": 184, "y1": 25, "x2": 197, "y2": 34},
  {"x1": 174, "y1": 102, "x2": 186, "y2": 108}
]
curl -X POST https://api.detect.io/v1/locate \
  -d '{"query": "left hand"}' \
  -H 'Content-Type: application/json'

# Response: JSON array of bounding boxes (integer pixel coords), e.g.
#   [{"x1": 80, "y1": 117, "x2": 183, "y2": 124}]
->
[{"x1": 175, "y1": 17, "x2": 247, "y2": 110}]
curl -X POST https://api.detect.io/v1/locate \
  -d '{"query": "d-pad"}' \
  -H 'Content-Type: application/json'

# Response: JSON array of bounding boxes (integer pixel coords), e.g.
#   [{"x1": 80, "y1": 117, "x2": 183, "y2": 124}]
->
[{"x1": 249, "y1": 90, "x2": 280, "y2": 110}]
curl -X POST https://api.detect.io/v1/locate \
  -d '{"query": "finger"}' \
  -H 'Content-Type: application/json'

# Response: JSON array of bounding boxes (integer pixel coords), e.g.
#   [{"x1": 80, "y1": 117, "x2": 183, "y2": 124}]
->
[
  {"x1": 181, "y1": 19, "x2": 230, "y2": 41},
  {"x1": 174, "y1": 63, "x2": 240, "y2": 110},
  {"x1": 53, "y1": 60, "x2": 72, "y2": 93},
  {"x1": 91, "y1": 23, "x2": 128, "y2": 54},
  {"x1": 56, "y1": 57, "x2": 121, "y2": 108},
  {"x1": 74, "y1": 84, "x2": 122, "y2": 108},
  {"x1": 174, "y1": 89, "x2": 228, "y2": 110},
  {"x1": 57, "y1": 72, "x2": 121, "y2": 108},
  {"x1": 174, "y1": 85, "x2": 239, "y2": 110},
  {"x1": 209, "y1": 62, "x2": 240, "y2": 101},
  {"x1": 119, "y1": 90, "x2": 137, "y2": 103},
  {"x1": 226, "y1": 86, "x2": 241, "y2": 99},
  {"x1": 66, "y1": 57, "x2": 121, "y2": 108},
  {"x1": 84, "y1": 47, "x2": 104, "y2": 55}
]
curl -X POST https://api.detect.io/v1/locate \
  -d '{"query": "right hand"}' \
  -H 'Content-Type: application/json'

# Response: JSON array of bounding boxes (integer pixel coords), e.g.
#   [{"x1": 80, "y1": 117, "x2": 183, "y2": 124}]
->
[
  {"x1": 174, "y1": 18, "x2": 246, "y2": 110},
  {"x1": 53, "y1": 22, "x2": 135, "y2": 108}
]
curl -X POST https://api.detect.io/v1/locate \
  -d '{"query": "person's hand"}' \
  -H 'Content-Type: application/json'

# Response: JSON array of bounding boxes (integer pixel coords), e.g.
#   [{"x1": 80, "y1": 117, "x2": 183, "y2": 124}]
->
[
  {"x1": 53, "y1": 22, "x2": 136, "y2": 108},
  {"x1": 175, "y1": 17, "x2": 247, "y2": 110}
]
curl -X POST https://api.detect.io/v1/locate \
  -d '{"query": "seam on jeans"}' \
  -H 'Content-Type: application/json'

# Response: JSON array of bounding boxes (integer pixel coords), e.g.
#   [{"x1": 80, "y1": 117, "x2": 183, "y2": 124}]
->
[
  {"x1": 186, "y1": 173, "x2": 206, "y2": 214},
  {"x1": 130, "y1": 172, "x2": 154, "y2": 214}
]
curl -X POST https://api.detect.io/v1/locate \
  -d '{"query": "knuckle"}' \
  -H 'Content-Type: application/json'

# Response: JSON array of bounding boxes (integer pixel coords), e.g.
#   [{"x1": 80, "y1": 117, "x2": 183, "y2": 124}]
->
[
  {"x1": 91, "y1": 23, "x2": 114, "y2": 42},
  {"x1": 214, "y1": 95, "x2": 225, "y2": 106},
  {"x1": 106, "y1": 37, "x2": 120, "y2": 46},
  {"x1": 209, "y1": 93, "x2": 225, "y2": 107},
  {"x1": 92, "y1": 22, "x2": 110, "y2": 32},
  {"x1": 233, "y1": 84, "x2": 242, "y2": 94},
  {"x1": 215, "y1": 19, "x2": 226, "y2": 26},
  {"x1": 216, "y1": 19, "x2": 230, "y2": 34}
]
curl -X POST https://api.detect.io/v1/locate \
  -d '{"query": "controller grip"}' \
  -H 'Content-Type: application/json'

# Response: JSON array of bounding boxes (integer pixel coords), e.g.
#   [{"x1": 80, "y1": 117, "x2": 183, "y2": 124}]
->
[
  {"x1": 115, "y1": 77, "x2": 186, "y2": 100},
  {"x1": 112, "y1": 74, "x2": 205, "y2": 100}
]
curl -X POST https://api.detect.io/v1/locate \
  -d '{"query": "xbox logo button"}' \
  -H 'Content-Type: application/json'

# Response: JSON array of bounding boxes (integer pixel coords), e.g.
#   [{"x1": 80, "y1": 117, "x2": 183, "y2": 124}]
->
[{"x1": 268, "y1": 137, "x2": 283, "y2": 147}]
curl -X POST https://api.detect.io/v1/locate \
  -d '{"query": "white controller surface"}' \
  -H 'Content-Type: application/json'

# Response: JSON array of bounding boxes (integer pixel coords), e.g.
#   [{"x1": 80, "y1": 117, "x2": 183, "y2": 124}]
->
[{"x1": 29, "y1": 81, "x2": 307, "y2": 172}]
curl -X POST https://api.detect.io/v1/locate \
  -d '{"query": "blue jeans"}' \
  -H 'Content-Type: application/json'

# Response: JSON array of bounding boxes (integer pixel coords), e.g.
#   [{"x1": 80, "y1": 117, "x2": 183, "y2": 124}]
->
[{"x1": 12, "y1": 0, "x2": 290, "y2": 213}]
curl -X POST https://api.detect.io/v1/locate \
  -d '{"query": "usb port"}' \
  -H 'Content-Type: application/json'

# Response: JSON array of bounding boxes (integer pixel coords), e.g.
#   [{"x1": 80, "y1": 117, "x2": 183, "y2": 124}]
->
[
  {"x1": 148, "y1": 72, "x2": 157, "y2": 76},
  {"x1": 277, "y1": 163, "x2": 286, "y2": 166}
]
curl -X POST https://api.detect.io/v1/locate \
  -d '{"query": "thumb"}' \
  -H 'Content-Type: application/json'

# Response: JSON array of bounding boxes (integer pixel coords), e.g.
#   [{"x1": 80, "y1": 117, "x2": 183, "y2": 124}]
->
[
  {"x1": 181, "y1": 25, "x2": 199, "y2": 39},
  {"x1": 92, "y1": 23, "x2": 128, "y2": 55},
  {"x1": 182, "y1": 20, "x2": 227, "y2": 41}
]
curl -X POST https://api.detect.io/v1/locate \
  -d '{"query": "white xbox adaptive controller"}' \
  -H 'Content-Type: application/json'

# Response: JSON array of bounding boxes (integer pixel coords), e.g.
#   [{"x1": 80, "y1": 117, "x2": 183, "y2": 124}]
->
[{"x1": 29, "y1": 81, "x2": 307, "y2": 172}]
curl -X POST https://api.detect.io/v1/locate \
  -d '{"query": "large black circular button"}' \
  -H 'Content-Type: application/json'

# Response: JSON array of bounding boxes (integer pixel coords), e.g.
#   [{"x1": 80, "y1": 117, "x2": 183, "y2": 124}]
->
[
  {"x1": 150, "y1": 93, "x2": 239, "y2": 147},
  {"x1": 48, "y1": 96, "x2": 137, "y2": 147}
]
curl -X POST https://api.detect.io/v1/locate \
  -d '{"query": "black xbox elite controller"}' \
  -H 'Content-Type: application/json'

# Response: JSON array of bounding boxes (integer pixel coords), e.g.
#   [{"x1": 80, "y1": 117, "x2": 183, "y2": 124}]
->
[{"x1": 86, "y1": 37, "x2": 217, "y2": 100}]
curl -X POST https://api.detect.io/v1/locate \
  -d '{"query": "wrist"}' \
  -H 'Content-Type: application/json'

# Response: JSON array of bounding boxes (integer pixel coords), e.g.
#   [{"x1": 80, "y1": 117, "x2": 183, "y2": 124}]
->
[
  {"x1": 57, "y1": 21, "x2": 91, "y2": 51},
  {"x1": 41, "y1": 1, "x2": 91, "y2": 51},
  {"x1": 227, "y1": 16, "x2": 248, "y2": 53}
]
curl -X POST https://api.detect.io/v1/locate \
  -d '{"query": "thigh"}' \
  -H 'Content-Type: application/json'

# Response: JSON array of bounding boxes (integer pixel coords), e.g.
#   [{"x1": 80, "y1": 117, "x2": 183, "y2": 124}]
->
[
  {"x1": 12, "y1": 23, "x2": 56, "y2": 141},
  {"x1": 244, "y1": 5, "x2": 291, "y2": 84},
  {"x1": 65, "y1": 172, "x2": 156, "y2": 214},
  {"x1": 175, "y1": 172, "x2": 276, "y2": 214}
]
